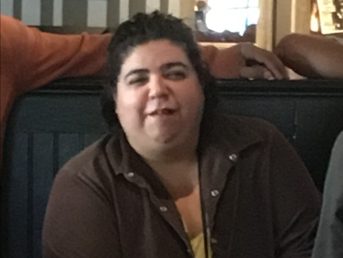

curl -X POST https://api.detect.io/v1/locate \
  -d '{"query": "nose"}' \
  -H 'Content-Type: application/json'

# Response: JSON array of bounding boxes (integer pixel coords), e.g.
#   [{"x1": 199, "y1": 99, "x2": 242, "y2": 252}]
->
[{"x1": 148, "y1": 75, "x2": 169, "y2": 99}]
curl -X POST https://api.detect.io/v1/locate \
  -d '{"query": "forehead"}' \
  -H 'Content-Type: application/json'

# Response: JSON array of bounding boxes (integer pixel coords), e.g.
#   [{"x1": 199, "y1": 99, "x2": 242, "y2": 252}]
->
[{"x1": 121, "y1": 39, "x2": 191, "y2": 70}]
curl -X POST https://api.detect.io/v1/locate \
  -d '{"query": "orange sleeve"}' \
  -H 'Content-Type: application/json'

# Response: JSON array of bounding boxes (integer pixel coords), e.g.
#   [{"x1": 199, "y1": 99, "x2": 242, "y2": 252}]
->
[
  {"x1": 199, "y1": 44, "x2": 245, "y2": 79},
  {"x1": 1, "y1": 15, "x2": 111, "y2": 95}
]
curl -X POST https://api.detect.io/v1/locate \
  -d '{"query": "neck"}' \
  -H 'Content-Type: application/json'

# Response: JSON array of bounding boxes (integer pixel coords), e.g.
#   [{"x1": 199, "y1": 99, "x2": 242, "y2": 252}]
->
[
  {"x1": 145, "y1": 143, "x2": 196, "y2": 162},
  {"x1": 127, "y1": 130, "x2": 200, "y2": 198},
  {"x1": 130, "y1": 127, "x2": 200, "y2": 163},
  {"x1": 145, "y1": 150, "x2": 199, "y2": 200}
]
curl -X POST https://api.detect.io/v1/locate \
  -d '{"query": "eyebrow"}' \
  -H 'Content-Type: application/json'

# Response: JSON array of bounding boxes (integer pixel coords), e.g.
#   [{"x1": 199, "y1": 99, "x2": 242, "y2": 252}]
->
[{"x1": 161, "y1": 62, "x2": 189, "y2": 71}]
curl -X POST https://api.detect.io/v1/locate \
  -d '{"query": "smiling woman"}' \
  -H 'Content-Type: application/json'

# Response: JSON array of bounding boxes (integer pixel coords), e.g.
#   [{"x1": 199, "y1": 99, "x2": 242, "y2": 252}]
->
[
  {"x1": 42, "y1": 11, "x2": 321, "y2": 258},
  {"x1": 115, "y1": 40, "x2": 204, "y2": 153}
]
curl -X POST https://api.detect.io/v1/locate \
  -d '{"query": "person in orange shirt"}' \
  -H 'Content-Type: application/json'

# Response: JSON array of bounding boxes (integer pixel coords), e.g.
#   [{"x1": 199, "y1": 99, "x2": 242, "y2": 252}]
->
[
  {"x1": 0, "y1": 15, "x2": 112, "y2": 173},
  {"x1": 0, "y1": 15, "x2": 288, "y2": 176}
]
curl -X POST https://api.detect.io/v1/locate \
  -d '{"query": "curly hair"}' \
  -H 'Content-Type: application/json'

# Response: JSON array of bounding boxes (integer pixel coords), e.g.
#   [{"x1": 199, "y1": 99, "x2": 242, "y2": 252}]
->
[{"x1": 102, "y1": 11, "x2": 217, "y2": 131}]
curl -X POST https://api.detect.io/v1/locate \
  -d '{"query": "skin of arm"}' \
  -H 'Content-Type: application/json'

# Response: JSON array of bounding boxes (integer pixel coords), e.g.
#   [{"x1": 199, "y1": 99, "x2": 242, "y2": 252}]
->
[
  {"x1": 274, "y1": 33, "x2": 343, "y2": 79},
  {"x1": 201, "y1": 42, "x2": 289, "y2": 80}
]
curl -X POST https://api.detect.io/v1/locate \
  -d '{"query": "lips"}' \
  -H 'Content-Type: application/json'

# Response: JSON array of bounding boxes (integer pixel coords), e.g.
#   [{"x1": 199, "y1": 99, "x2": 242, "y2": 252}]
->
[{"x1": 148, "y1": 108, "x2": 176, "y2": 116}]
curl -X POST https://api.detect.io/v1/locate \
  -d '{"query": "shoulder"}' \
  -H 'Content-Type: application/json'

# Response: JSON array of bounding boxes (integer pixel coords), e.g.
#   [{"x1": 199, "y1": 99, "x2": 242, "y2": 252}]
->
[
  {"x1": 213, "y1": 113, "x2": 281, "y2": 140},
  {"x1": 55, "y1": 134, "x2": 121, "y2": 187},
  {"x1": 202, "y1": 113, "x2": 286, "y2": 155}
]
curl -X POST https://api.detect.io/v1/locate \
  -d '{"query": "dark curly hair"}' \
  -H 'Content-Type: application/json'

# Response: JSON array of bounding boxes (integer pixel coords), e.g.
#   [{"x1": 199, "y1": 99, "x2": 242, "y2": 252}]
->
[{"x1": 102, "y1": 11, "x2": 217, "y2": 131}]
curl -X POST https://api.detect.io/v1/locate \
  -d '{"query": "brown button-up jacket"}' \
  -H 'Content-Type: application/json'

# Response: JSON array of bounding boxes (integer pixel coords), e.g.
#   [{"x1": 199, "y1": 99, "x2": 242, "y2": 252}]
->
[{"x1": 43, "y1": 115, "x2": 321, "y2": 258}]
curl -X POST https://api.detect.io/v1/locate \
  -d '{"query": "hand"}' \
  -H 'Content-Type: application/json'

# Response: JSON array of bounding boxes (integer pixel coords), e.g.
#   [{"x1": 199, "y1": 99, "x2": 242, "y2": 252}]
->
[{"x1": 239, "y1": 42, "x2": 289, "y2": 80}]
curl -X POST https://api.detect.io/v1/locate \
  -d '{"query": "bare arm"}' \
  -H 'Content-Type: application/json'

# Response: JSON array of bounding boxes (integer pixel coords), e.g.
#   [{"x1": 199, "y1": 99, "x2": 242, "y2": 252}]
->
[
  {"x1": 201, "y1": 42, "x2": 288, "y2": 80},
  {"x1": 274, "y1": 33, "x2": 343, "y2": 79}
]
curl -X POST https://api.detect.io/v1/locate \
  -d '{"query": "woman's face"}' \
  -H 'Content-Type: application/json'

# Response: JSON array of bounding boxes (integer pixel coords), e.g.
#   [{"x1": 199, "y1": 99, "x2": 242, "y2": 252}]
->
[{"x1": 115, "y1": 39, "x2": 204, "y2": 153}]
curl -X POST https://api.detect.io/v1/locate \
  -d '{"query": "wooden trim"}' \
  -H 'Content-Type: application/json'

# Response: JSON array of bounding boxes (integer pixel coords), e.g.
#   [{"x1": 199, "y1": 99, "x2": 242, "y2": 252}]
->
[
  {"x1": 291, "y1": 0, "x2": 311, "y2": 34},
  {"x1": 275, "y1": 0, "x2": 292, "y2": 45},
  {"x1": 198, "y1": 42, "x2": 238, "y2": 49},
  {"x1": 180, "y1": 0, "x2": 195, "y2": 29},
  {"x1": 257, "y1": 0, "x2": 311, "y2": 49},
  {"x1": 35, "y1": 77, "x2": 343, "y2": 97},
  {"x1": 256, "y1": 0, "x2": 275, "y2": 50}
]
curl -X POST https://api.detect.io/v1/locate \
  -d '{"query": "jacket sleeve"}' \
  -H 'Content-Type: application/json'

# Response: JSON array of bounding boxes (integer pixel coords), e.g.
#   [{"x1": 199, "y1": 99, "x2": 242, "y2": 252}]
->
[
  {"x1": 312, "y1": 131, "x2": 343, "y2": 258},
  {"x1": 42, "y1": 168, "x2": 122, "y2": 258},
  {"x1": 1, "y1": 15, "x2": 111, "y2": 95},
  {"x1": 268, "y1": 128, "x2": 321, "y2": 258}
]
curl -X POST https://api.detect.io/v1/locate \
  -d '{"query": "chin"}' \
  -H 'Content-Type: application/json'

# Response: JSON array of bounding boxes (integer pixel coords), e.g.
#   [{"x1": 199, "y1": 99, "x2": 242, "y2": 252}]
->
[
  {"x1": 152, "y1": 134, "x2": 176, "y2": 145},
  {"x1": 149, "y1": 132, "x2": 185, "y2": 149}
]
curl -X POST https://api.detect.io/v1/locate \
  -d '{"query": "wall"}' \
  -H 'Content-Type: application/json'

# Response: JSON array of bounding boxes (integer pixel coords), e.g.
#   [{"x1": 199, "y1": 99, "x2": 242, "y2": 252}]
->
[
  {"x1": 0, "y1": 0, "x2": 195, "y2": 28},
  {"x1": 1, "y1": 0, "x2": 315, "y2": 50},
  {"x1": 256, "y1": 0, "x2": 312, "y2": 50}
]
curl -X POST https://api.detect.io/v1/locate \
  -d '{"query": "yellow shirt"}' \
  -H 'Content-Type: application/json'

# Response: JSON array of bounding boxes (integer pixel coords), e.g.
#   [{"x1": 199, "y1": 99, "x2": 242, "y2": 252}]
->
[{"x1": 190, "y1": 233, "x2": 212, "y2": 258}]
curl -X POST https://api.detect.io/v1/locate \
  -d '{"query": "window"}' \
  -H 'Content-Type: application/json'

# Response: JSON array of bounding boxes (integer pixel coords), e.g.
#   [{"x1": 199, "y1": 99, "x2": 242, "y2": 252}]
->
[
  {"x1": 194, "y1": 0, "x2": 259, "y2": 43},
  {"x1": 205, "y1": 0, "x2": 259, "y2": 35}
]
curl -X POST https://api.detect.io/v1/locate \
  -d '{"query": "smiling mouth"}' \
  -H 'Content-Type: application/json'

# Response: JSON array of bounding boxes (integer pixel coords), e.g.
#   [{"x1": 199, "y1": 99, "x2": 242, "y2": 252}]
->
[{"x1": 149, "y1": 108, "x2": 175, "y2": 116}]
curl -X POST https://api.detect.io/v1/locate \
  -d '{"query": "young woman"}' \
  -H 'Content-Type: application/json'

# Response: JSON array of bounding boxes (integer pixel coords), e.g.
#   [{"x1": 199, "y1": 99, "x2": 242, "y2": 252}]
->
[{"x1": 42, "y1": 11, "x2": 318, "y2": 258}]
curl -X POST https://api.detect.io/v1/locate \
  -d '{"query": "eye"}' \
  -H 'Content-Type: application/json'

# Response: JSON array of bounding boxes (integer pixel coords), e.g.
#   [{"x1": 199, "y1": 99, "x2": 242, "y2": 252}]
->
[
  {"x1": 127, "y1": 74, "x2": 149, "y2": 86},
  {"x1": 164, "y1": 69, "x2": 187, "y2": 80}
]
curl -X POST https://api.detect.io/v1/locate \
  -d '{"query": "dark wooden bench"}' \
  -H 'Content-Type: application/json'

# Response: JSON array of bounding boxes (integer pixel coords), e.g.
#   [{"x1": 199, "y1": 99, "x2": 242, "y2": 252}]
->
[{"x1": 2, "y1": 78, "x2": 343, "y2": 258}]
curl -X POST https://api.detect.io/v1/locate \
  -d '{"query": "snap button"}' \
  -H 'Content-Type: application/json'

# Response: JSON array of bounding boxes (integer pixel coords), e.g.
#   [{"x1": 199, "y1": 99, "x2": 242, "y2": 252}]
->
[
  {"x1": 127, "y1": 172, "x2": 135, "y2": 178},
  {"x1": 211, "y1": 238, "x2": 218, "y2": 244},
  {"x1": 210, "y1": 189, "x2": 220, "y2": 197},
  {"x1": 159, "y1": 206, "x2": 168, "y2": 212},
  {"x1": 228, "y1": 153, "x2": 238, "y2": 162}
]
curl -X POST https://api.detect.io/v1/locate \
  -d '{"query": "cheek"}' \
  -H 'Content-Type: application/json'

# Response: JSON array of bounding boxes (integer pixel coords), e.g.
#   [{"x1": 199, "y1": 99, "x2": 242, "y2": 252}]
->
[
  {"x1": 115, "y1": 88, "x2": 137, "y2": 112},
  {"x1": 115, "y1": 90, "x2": 146, "y2": 126},
  {"x1": 181, "y1": 83, "x2": 205, "y2": 110},
  {"x1": 187, "y1": 88, "x2": 205, "y2": 122}
]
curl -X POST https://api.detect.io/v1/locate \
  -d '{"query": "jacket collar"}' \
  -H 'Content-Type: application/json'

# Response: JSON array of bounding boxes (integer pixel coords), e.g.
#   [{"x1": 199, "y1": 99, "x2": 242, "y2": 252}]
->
[{"x1": 107, "y1": 114, "x2": 263, "y2": 179}]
